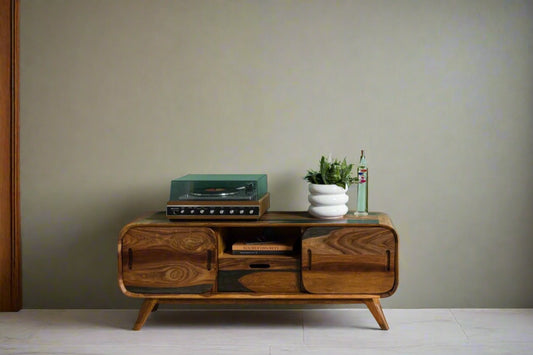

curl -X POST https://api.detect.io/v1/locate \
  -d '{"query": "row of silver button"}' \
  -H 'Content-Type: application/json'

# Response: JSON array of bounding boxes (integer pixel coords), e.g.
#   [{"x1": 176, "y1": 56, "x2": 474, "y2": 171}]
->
[{"x1": 168, "y1": 207, "x2": 258, "y2": 216}]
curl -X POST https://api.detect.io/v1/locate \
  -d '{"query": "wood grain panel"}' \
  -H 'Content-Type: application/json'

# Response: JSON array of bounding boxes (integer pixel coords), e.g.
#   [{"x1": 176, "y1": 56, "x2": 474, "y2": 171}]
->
[
  {"x1": 218, "y1": 255, "x2": 299, "y2": 270},
  {"x1": 218, "y1": 254, "x2": 300, "y2": 293},
  {"x1": 218, "y1": 270, "x2": 300, "y2": 293},
  {"x1": 303, "y1": 254, "x2": 389, "y2": 272},
  {"x1": 301, "y1": 227, "x2": 397, "y2": 295},
  {"x1": 238, "y1": 271, "x2": 300, "y2": 293},
  {"x1": 301, "y1": 271, "x2": 395, "y2": 294},
  {"x1": 121, "y1": 227, "x2": 217, "y2": 292},
  {"x1": 302, "y1": 227, "x2": 395, "y2": 256},
  {"x1": 122, "y1": 211, "x2": 393, "y2": 229},
  {"x1": 122, "y1": 292, "x2": 380, "y2": 301},
  {"x1": 0, "y1": 0, "x2": 20, "y2": 312}
]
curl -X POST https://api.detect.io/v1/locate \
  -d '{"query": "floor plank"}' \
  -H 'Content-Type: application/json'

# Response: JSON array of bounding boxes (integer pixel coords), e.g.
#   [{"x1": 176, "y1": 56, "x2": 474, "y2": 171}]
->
[{"x1": 1, "y1": 309, "x2": 532, "y2": 355}]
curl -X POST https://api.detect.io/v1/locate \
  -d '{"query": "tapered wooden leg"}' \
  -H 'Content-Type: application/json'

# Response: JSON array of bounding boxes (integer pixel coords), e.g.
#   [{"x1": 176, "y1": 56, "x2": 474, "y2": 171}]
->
[
  {"x1": 363, "y1": 297, "x2": 389, "y2": 330},
  {"x1": 133, "y1": 299, "x2": 158, "y2": 331}
]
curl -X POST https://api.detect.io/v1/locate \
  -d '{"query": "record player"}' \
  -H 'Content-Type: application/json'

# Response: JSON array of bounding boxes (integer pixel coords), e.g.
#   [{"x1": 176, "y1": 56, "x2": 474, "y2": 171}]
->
[{"x1": 166, "y1": 174, "x2": 270, "y2": 220}]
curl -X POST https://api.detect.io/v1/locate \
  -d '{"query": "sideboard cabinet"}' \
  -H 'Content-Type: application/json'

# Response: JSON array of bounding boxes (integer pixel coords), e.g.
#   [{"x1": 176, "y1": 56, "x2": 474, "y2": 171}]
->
[{"x1": 118, "y1": 211, "x2": 399, "y2": 330}]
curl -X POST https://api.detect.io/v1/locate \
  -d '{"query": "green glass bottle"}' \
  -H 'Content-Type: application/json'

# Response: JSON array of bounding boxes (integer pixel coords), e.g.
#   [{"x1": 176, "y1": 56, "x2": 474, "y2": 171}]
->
[{"x1": 355, "y1": 150, "x2": 368, "y2": 216}]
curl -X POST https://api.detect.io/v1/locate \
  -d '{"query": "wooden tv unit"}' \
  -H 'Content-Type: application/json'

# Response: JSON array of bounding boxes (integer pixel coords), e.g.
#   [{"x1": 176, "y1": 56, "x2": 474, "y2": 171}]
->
[{"x1": 118, "y1": 211, "x2": 399, "y2": 330}]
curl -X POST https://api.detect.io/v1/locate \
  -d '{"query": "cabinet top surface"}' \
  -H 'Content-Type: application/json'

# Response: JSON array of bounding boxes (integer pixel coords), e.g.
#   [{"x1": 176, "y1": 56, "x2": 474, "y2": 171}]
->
[{"x1": 122, "y1": 211, "x2": 395, "y2": 230}]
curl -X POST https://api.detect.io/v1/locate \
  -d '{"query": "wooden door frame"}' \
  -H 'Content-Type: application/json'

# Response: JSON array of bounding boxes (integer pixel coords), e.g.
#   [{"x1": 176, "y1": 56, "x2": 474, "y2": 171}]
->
[{"x1": 0, "y1": 0, "x2": 21, "y2": 311}]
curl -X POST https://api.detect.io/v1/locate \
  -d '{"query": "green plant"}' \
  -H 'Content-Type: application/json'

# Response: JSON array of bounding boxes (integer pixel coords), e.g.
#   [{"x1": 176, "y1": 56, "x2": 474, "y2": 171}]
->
[{"x1": 304, "y1": 155, "x2": 358, "y2": 188}]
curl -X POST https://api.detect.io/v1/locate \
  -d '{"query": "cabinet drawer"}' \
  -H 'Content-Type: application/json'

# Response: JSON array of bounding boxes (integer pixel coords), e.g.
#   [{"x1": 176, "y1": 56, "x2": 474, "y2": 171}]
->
[{"x1": 218, "y1": 255, "x2": 300, "y2": 293}]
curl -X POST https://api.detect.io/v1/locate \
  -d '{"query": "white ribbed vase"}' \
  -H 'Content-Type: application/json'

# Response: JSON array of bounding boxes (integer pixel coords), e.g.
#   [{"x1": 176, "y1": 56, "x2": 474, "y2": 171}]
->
[{"x1": 307, "y1": 184, "x2": 349, "y2": 219}]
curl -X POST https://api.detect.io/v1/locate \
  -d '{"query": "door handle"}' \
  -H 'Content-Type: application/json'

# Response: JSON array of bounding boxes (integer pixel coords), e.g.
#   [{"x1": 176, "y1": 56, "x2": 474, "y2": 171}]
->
[
  {"x1": 249, "y1": 263, "x2": 270, "y2": 269},
  {"x1": 128, "y1": 248, "x2": 133, "y2": 270},
  {"x1": 206, "y1": 250, "x2": 212, "y2": 271}
]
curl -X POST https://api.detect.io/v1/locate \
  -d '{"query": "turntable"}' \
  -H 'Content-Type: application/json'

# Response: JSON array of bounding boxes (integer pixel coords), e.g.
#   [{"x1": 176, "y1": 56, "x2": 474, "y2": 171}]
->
[{"x1": 166, "y1": 174, "x2": 270, "y2": 220}]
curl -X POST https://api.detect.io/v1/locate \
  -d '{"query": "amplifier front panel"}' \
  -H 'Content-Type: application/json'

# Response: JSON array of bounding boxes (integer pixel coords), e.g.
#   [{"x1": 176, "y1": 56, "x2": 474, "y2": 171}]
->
[{"x1": 167, "y1": 205, "x2": 261, "y2": 219}]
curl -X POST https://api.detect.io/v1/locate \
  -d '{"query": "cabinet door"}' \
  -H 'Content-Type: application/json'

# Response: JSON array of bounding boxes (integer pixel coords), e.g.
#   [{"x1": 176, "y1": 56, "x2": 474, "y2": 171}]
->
[
  {"x1": 121, "y1": 227, "x2": 217, "y2": 294},
  {"x1": 301, "y1": 227, "x2": 397, "y2": 295}
]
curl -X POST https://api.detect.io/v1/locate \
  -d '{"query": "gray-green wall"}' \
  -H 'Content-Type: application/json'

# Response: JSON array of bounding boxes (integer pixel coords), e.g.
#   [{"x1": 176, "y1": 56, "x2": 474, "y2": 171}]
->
[{"x1": 20, "y1": 0, "x2": 533, "y2": 308}]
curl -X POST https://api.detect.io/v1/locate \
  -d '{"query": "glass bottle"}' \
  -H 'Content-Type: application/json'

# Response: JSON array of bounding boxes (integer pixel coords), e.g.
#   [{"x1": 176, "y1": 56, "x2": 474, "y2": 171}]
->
[{"x1": 355, "y1": 150, "x2": 368, "y2": 216}]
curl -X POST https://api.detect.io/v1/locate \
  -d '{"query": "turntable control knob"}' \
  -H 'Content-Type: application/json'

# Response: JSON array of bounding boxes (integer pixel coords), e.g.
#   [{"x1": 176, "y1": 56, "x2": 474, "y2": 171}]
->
[
  {"x1": 190, "y1": 209, "x2": 195, "y2": 214},
  {"x1": 180, "y1": 209, "x2": 186, "y2": 214},
  {"x1": 229, "y1": 210, "x2": 235, "y2": 214},
  {"x1": 219, "y1": 210, "x2": 225, "y2": 214},
  {"x1": 209, "y1": 209, "x2": 215, "y2": 214},
  {"x1": 249, "y1": 209, "x2": 254, "y2": 215},
  {"x1": 199, "y1": 209, "x2": 205, "y2": 214},
  {"x1": 239, "y1": 209, "x2": 244, "y2": 214}
]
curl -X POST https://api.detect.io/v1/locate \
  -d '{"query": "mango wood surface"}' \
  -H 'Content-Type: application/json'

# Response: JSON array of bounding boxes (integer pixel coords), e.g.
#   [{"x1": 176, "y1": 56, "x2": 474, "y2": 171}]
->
[
  {"x1": 119, "y1": 292, "x2": 386, "y2": 301},
  {"x1": 120, "y1": 227, "x2": 217, "y2": 293},
  {"x1": 218, "y1": 254, "x2": 299, "y2": 270},
  {"x1": 218, "y1": 255, "x2": 300, "y2": 293},
  {"x1": 121, "y1": 211, "x2": 395, "y2": 229},
  {"x1": 364, "y1": 297, "x2": 390, "y2": 330},
  {"x1": 237, "y1": 271, "x2": 299, "y2": 292},
  {"x1": 133, "y1": 299, "x2": 158, "y2": 331},
  {"x1": 301, "y1": 227, "x2": 397, "y2": 295},
  {"x1": 218, "y1": 271, "x2": 301, "y2": 293},
  {"x1": 119, "y1": 211, "x2": 398, "y2": 330}
]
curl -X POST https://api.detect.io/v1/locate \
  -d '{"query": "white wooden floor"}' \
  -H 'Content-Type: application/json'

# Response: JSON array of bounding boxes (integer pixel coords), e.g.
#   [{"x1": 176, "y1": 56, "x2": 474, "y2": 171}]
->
[{"x1": 1, "y1": 308, "x2": 532, "y2": 354}]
